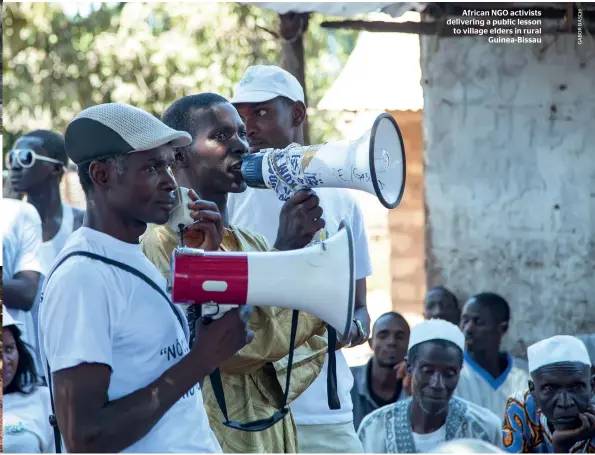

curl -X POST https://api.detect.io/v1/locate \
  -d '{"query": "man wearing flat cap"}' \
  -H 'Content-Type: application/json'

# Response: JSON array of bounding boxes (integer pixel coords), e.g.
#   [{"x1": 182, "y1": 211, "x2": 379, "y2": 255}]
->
[
  {"x1": 357, "y1": 319, "x2": 502, "y2": 453},
  {"x1": 38, "y1": 103, "x2": 253, "y2": 453},
  {"x1": 502, "y1": 335, "x2": 595, "y2": 453}
]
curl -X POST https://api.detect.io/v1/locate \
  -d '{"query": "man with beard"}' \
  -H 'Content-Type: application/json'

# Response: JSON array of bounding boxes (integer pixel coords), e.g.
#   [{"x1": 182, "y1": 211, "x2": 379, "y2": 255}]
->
[
  {"x1": 424, "y1": 286, "x2": 461, "y2": 326},
  {"x1": 39, "y1": 103, "x2": 253, "y2": 453},
  {"x1": 350, "y1": 312, "x2": 410, "y2": 430},
  {"x1": 455, "y1": 293, "x2": 530, "y2": 419},
  {"x1": 502, "y1": 335, "x2": 595, "y2": 453},
  {"x1": 141, "y1": 93, "x2": 329, "y2": 453},
  {"x1": 358, "y1": 319, "x2": 502, "y2": 453},
  {"x1": 7, "y1": 130, "x2": 85, "y2": 379},
  {"x1": 228, "y1": 64, "x2": 373, "y2": 453}
]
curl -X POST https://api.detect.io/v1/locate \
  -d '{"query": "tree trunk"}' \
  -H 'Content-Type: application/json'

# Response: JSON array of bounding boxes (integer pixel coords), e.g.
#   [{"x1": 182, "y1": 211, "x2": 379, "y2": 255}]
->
[{"x1": 279, "y1": 12, "x2": 310, "y2": 144}]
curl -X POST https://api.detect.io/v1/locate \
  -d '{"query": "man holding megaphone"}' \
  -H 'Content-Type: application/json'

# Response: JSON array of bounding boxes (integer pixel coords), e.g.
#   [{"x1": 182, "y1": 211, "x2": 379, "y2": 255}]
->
[
  {"x1": 141, "y1": 93, "x2": 332, "y2": 453},
  {"x1": 227, "y1": 65, "x2": 374, "y2": 453}
]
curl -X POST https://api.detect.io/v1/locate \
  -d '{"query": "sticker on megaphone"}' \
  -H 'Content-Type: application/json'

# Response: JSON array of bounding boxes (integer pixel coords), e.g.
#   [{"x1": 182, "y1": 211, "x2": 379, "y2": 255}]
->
[{"x1": 240, "y1": 113, "x2": 407, "y2": 210}]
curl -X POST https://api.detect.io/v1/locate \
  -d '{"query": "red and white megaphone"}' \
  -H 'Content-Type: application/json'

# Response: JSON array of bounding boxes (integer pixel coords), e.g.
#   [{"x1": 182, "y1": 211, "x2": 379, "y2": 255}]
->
[
  {"x1": 240, "y1": 113, "x2": 406, "y2": 209},
  {"x1": 170, "y1": 222, "x2": 356, "y2": 340}
]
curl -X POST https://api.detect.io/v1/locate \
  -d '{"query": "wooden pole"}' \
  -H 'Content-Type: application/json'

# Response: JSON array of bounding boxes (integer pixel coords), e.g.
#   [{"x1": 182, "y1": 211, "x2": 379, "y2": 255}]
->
[{"x1": 279, "y1": 12, "x2": 310, "y2": 144}]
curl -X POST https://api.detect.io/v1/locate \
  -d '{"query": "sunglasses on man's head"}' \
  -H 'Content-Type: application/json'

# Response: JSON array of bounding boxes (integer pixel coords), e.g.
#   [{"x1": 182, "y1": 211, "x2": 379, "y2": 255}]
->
[{"x1": 6, "y1": 149, "x2": 66, "y2": 170}]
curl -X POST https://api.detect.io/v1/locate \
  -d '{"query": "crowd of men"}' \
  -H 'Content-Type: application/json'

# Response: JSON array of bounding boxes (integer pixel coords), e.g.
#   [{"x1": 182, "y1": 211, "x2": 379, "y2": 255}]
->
[{"x1": 2, "y1": 64, "x2": 595, "y2": 454}]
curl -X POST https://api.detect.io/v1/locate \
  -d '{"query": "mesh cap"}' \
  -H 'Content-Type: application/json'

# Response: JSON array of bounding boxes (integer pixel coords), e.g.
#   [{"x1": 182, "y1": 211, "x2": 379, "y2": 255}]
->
[{"x1": 65, "y1": 103, "x2": 192, "y2": 165}]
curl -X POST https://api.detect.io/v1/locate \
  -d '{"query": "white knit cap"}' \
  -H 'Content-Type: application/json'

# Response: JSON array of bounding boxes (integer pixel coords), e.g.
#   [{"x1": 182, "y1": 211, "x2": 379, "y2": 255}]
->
[
  {"x1": 408, "y1": 319, "x2": 465, "y2": 353},
  {"x1": 231, "y1": 65, "x2": 305, "y2": 104},
  {"x1": 527, "y1": 335, "x2": 591, "y2": 373},
  {"x1": 3, "y1": 305, "x2": 24, "y2": 328}
]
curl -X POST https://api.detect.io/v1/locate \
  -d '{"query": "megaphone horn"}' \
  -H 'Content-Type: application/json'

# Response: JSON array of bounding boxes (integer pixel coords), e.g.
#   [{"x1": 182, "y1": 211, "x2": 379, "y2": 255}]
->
[
  {"x1": 171, "y1": 222, "x2": 356, "y2": 341},
  {"x1": 241, "y1": 113, "x2": 406, "y2": 210}
]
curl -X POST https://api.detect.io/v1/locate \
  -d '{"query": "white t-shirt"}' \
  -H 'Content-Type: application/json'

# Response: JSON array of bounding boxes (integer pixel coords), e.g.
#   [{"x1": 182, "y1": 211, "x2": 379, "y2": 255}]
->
[
  {"x1": 412, "y1": 426, "x2": 447, "y2": 453},
  {"x1": 453, "y1": 352, "x2": 530, "y2": 420},
  {"x1": 1, "y1": 198, "x2": 44, "y2": 352},
  {"x1": 3, "y1": 387, "x2": 55, "y2": 453},
  {"x1": 39, "y1": 227, "x2": 221, "y2": 453},
  {"x1": 227, "y1": 186, "x2": 373, "y2": 425},
  {"x1": 33, "y1": 203, "x2": 77, "y2": 378}
]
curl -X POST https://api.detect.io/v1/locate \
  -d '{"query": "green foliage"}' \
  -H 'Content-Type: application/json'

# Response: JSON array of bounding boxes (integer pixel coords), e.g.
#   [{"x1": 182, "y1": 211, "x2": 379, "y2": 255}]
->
[{"x1": 3, "y1": 2, "x2": 359, "y2": 156}]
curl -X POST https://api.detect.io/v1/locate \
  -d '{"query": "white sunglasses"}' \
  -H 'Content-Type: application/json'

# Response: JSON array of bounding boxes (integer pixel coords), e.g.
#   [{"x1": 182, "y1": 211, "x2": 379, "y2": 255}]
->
[{"x1": 6, "y1": 148, "x2": 66, "y2": 170}]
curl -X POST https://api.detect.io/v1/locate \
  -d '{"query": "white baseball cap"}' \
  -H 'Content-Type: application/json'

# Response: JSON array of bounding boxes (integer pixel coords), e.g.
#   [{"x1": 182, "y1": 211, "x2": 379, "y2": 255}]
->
[
  {"x1": 3, "y1": 305, "x2": 24, "y2": 329},
  {"x1": 408, "y1": 319, "x2": 466, "y2": 353},
  {"x1": 231, "y1": 65, "x2": 305, "y2": 105},
  {"x1": 527, "y1": 335, "x2": 591, "y2": 373}
]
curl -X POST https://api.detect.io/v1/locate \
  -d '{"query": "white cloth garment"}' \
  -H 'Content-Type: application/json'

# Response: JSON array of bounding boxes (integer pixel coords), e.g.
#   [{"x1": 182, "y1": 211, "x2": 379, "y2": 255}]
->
[
  {"x1": 32, "y1": 203, "x2": 77, "y2": 378},
  {"x1": 527, "y1": 335, "x2": 591, "y2": 372},
  {"x1": 412, "y1": 426, "x2": 447, "y2": 453},
  {"x1": 408, "y1": 319, "x2": 465, "y2": 352},
  {"x1": 227, "y1": 185, "x2": 373, "y2": 425},
  {"x1": 357, "y1": 397, "x2": 502, "y2": 453},
  {"x1": 2, "y1": 387, "x2": 55, "y2": 453},
  {"x1": 39, "y1": 227, "x2": 221, "y2": 453},
  {"x1": 453, "y1": 352, "x2": 530, "y2": 421},
  {"x1": 1, "y1": 198, "x2": 43, "y2": 353}
]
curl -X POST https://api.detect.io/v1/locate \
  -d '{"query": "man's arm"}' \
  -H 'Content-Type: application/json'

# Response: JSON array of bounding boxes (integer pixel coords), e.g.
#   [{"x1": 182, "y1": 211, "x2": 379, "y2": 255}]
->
[
  {"x1": 3, "y1": 271, "x2": 40, "y2": 311},
  {"x1": 53, "y1": 356, "x2": 211, "y2": 453},
  {"x1": 44, "y1": 261, "x2": 252, "y2": 453},
  {"x1": 5, "y1": 202, "x2": 43, "y2": 311}
]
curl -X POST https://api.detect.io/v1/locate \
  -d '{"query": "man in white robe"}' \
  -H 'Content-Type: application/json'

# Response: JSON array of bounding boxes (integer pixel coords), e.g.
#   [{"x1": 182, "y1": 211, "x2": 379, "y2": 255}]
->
[
  {"x1": 455, "y1": 293, "x2": 530, "y2": 420},
  {"x1": 358, "y1": 319, "x2": 502, "y2": 453}
]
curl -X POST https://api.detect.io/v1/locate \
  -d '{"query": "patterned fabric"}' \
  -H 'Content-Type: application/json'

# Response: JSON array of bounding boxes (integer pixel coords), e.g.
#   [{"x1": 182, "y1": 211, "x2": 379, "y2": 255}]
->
[
  {"x1": 502, "y1": 390, "x2": 595, "y2": 453},
  {"x1": 141, "y1": 223, "x2": 329, "y2": 453},
  {"x1": 357, "y1": 396, "x2": 502, "y2": 453}
]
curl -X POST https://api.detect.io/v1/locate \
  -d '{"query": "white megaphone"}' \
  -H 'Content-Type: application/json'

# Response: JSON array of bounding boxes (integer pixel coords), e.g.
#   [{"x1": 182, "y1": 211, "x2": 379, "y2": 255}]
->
[
  {"x1": 170, "y1": 222, "x2": 356, "y2": 340},
  {"x1": 240, "y1": 113, "x2": 406, "y2": 209}
]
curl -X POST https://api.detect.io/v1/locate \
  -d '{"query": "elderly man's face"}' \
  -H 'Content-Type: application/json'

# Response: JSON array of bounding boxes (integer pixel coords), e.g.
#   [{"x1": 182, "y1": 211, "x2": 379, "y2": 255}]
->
[
  {"x1": 530, "y1": 362, "x2": 594, "y2": 430},
  {"x1": 409, "y1": 341, "x2": 462, "y2": 414}
]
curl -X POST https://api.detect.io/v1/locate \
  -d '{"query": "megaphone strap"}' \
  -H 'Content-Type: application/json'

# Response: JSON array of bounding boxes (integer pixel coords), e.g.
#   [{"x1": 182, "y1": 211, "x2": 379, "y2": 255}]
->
[
  {"x1": 326, "y1": 326, "x2": 341, "y2": 410},
  {"x1": 208, "y1": 310, "x2": 300, "y2": 432}
]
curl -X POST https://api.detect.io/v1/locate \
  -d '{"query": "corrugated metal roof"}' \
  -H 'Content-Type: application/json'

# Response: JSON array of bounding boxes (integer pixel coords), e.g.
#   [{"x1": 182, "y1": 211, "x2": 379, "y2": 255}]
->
[{"x1": 317, "y1": 12, "x2": 423, "y2": 112}]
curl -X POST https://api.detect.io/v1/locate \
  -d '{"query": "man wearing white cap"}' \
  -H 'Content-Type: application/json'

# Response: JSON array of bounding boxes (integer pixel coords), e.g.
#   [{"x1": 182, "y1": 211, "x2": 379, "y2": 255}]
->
[
  {"x1": 357, "y1": 319, "x2": 502, "y2": 453},
  {"x1": 502, "y1": 335, "x2": 595, "y2": 453},
  {"x1": 228, "y1": 65, "x2": 373, "y2": 452}
]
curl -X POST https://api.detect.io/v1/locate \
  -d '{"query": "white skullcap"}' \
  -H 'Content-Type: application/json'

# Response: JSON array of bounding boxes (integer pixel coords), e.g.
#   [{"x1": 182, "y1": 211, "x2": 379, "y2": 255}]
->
[
  {"x1": 408, "y1": 319, "x2": 465, "y2": 353},
  {"x1": 3, "y1": 305, "x2": 24, "y2": 328},
  {"x1": 527, "y1": 335, "x2": 591, "y2": 373}
]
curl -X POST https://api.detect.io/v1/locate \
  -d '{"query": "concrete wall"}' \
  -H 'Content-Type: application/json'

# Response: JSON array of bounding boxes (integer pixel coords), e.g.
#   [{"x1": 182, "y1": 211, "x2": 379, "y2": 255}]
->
[{"x1": 421, "y1": 35, "x2": 595, "y2": 357}]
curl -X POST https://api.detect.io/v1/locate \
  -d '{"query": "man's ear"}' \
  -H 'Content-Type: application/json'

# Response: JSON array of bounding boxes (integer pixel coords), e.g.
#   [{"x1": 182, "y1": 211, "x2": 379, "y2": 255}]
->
[
  {"x1": 590, "y1": 373, "x2": 595, "y2": 391},
  {"x1": 292, "y1": 101, "x2": 307, "y2": 128},
  {"x1": 174, "y1": 149, "x2": 189, "y2": 169},
  {"x1": 88, "y1": 160, "x2": 111, "y2": 191},
  {"x1": 528, "y1": 379, "x2": 535, "y2": 395},
  {"x1": 499, "y1": 321, "x2": 509, "y2": 336}
]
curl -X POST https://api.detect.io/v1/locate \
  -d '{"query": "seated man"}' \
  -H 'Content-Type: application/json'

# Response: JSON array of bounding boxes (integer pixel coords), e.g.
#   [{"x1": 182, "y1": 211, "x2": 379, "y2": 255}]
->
[
  {"x1": 358, "y1": 319, "x2": 502, "y2": 453},
  {"x1": 502, "y1": 335, "x2": 595, "y2": 453},
  {"x1": 455, "y1": 293, "x2": 530, "y2": 419},
  {"x1": 141, "y1": 93, "x2": 329, "y2": 453},
  {"x1": 350, "y1": 312, "x2": 410, "y2": 431}
]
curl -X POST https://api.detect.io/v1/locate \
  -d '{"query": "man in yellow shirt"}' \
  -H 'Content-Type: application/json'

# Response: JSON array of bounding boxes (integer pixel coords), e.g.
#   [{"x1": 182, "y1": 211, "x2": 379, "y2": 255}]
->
[{"x1": 141, "y1": 93, "x2": 330, "y2": 453}]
